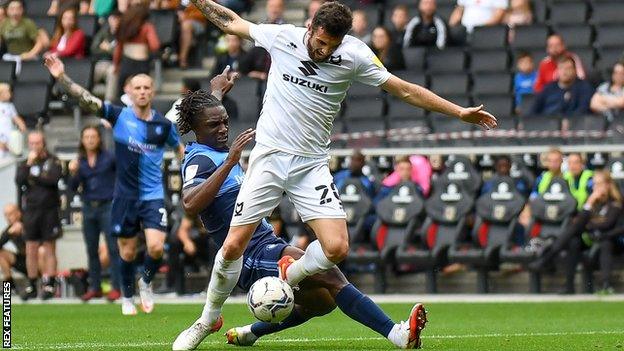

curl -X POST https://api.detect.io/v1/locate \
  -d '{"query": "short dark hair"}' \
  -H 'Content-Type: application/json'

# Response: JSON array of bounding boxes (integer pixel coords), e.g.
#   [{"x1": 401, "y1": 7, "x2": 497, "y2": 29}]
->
[
  {"x1": 176, "y1": 90, "x2": 223, "y2": 135},
  {"x1": 311, "y1": 1, "x2": 352, "y2": 38},
  {"x1": 557, "y1": 55, "x2": 576, "y2": 69},
  {"x1": 495, "y1": 155, "x2": 511, "y2": 165}
]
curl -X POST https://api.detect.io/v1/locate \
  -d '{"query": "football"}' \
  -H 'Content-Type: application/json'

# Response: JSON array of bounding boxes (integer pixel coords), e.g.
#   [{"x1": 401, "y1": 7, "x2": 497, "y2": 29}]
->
[{"x1": 247, "y1": 276, "x2": 295, "y2": 323}]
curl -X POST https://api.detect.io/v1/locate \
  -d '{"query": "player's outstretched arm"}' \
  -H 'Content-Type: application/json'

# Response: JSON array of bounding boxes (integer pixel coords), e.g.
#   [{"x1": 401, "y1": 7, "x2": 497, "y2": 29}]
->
[
  {"x1": 182, "y1": 128, "x2": 255, "y2": 216},
  {"x1": 381, "y1": 75, "x2": 498, "y2": 130},
  {"x1": 190, "y1": 0, "x2": 252, "y2": 39},
  {"x1": 44, "y1": 55, "x2": 102, "y2": 114}
]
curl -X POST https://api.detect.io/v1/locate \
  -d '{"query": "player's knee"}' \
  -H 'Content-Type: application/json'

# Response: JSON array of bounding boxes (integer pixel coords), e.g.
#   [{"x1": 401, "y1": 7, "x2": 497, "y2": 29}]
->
[
  {"x1": 324, "y1": 240, "x2": 349, "y2": 263},
  {"x1": 147, "y1": 243, "x2": 164, "y2": 259},
  {"x1": 119, "y1": 246, "x2": 137, "y2": 261},
  {"x1": 221, "y1": 241, "x2": 244, "y2": 261}
]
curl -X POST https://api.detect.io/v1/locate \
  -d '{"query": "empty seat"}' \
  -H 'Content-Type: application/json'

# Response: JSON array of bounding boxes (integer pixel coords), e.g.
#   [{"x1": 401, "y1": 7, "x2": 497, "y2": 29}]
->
[
  {"x1": 402, "y1": 47, "x2": 426, "y2": 71},
  {"x1": 573, "y1": 48, "x2": 594, "y2": 72},
  {"x1": 0, "y1": 61, "x2": 15, "y2": 83},
  {"x1": 151, "y1": 10, "x2": 177, "y2": 46},
  {"x1": 387, "y1": 96, "x2": 427, "y2": 119},
  {"x1": 429, "y1": 73, "x2": 469, "y2": 96},
  {"x1": 348, "y1": 82, "x2": 383, "y2": 99},
  {"x1": 473, "y1": 95, "x2": 515, "y2": 127},
  {"x1": 591, "y1": 2, "x2": 624, "y2": 25},
  {"x1": 597, "y1": 48, "x2": 623, "y2": 72},
  {"x1": 63, "y1": 59, "x2": 93, "y2": 90},
  {"x1": 596, "y1": 25, "x2": 624, "y2": 50},
  {"x1": 78, "y1": 15, "x2": 99, "y2": 39},
  {"x1": 472, "y1": 73, "x2": 512, "y2": 96},
  {"x1": 426, "y1": 49, "x2": 466, "y2": 73},
  {"x1": 471, "y1": 50, "x2": 509, "y2": 73},
  {"x1": 25, "y1": 0, "x2": 50, "y2": 16},
  {"x1": 470, "y1": 25, "x2": 508, "y2": 50},
  {"x1": 12, "y1": 82, "x2": 49, "y2": 126},
  {"x1": 549, "y1": 2, "x2": 587, "y2": 25},
  {"x1": 519, "y1": 114, "x2": 561, "y2": 132},
  {"x1": 511, "y1": 25, "x2": 549, "y2": 50},
  {"x1": 343, "y1": 98, "x2": 384, "y2": 119},
  {"x1": 32, "y1": 16, "x2": 56, "y2": 37},
  {"x1": 393, "y1": 71, "x2": 427, "y2": 87},
  {"x1": 554, "y1": 25, "x2": 593, "y2": 49},
  {"x1": 17, "y1": 61, "x2": 51, "y2": 84},
  {"x1": 221, "y1": 77, "x2": 260, "y2": 121}
]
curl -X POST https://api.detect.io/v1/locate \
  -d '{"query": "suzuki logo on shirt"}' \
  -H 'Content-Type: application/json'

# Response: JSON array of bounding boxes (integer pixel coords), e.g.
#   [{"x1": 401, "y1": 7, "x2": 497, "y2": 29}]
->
[{"x1": 298, "y1": 61, "x2": 319, "y2": 76}]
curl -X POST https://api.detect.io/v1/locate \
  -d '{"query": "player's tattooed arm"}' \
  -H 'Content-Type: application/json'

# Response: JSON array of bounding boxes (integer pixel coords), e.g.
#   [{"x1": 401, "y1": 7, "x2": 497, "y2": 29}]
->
[
  {"x1": 44, "y1": 55, "x2": 102, "y2": 114},
  {"x1": 190, "y1": 0, "x2": 252, "y2": 39}
]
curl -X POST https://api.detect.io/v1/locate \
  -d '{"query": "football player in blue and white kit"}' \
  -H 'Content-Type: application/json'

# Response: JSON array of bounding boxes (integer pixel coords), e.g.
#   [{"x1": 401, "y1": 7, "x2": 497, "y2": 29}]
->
[
  {"x1": 172, "y1": 85, "x2": 427, "y2": 350},
  {"x1": 44, "y1": 55, "x2": 184, "y2": 315}
]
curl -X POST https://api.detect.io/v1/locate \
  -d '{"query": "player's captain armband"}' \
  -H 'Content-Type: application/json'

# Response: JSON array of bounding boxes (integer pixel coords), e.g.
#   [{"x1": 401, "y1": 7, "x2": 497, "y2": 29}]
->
[{"x1": 371, "y1": 54, "x2": 384, "y2": 68}]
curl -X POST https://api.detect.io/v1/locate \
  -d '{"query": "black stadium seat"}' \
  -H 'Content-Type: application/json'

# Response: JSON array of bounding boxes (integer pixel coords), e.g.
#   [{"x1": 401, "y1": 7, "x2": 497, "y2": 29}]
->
[
  {"x1": 0, "y1": 61, "x2": 15, "y2": 83},
  {"x1": 471, "y1": 73, "x2": 512, "y2": 96},
  {"x1": 12, "y1": 82, "x2": 49, "y2": 127},
  {"x1": 402, "y1": 47, "x2": 426, "y2": 71},
  {"x1": 394, "y1": 71, "x2": 427, "y2": 88},
  {"x1": 597, "y1": 48, "x2": 623, "y2": 72},
  {"x1": 554, "y1": 25, "x2": 593, "y2": 49},
  {"x1": 548, "y1": 2, "x2": 588, "y2": 25},
  {"x1": 596, "y1": 25, "x2": 624, "y2": 50},
  {"x1": 347, "y1": 82, "x2": 383, "y2": 99},
  {"x1": 441, "y1": 156, "x2": 482, "y2": 196},
  {"x1": 426, "y1": 49, "x2": 466, "y2": 73},
  {"x1": 511, "y1": 25, "x2": 549, "y2": 50},
  {"x1": 471, "y1": 50, "x2": 509, "y2": 73},
  {"x1": 448, "y1": 176, "x2": 526, "y2": 293},
  {"x1": 472, "y1": 95, "x2": 515, "y2": 128},
  {"x1": 429, "y1": 73, "x2": 469, "y2": 96},
  {"x1": 25, "y1": 0, "x2": 50, "y2": 16},
  {"x1": 470, "y1": 25, "x2": 508, "y2": 50},
  {"x1": 395, "y1": 179, "x2": 473, "y2": 293},
  {"x1": 151, "y1": 10, "x2": 177, "y2": 46},
  {"x1": 340, "y1": 179, "x2": 374, "y2": 248},
  {"x1": 17, "y1": 60, "x2": 52, "y2": 84},
  {"x1": 591, "y1": 1, "x2": 624, "y2": 25},
  {"x1": 78, "y1": 15, "x2": 99, "y2": 39},
  {"x1": 32, "y1": 16, "x2": 56, "y2": 37},
  {"x1": 221, "y1": 76, "x2": 260, "y2": 121},
  {"x1": 343, "y1": 99, "x2": 384, "y2": 120},
  {"x1": 387, "y1": 96, "x2": 427, "y2": 119}
]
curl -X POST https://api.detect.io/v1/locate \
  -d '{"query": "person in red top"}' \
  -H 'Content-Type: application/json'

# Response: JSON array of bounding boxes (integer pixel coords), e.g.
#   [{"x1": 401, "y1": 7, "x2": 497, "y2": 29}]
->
[
  {"x1": 48, "y1": 7, "x2": 86, "y2": 59},
  {"x1": 114, "y1": 3, "x2": 160, "y2": 100},
  {"x1": 534, "y1": 34, "x2": 585, "y2": 93}
]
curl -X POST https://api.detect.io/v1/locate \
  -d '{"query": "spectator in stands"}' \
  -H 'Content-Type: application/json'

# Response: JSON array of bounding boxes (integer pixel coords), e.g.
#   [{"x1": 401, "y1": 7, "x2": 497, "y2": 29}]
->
[
  {"x1": 334, "y1": 149, "x2": 376, "y2": 200},
  {"x1": 481, "y1": 155, "x2": 528, "y2": 196},
  {"x1": 176, "y1": 1, "x2": 207, "y2": 69},
  {"x1": 68, "y1": 125, "x2": 121, "y2": 302},
  {"x1": 165, "y1": 77, "x2": 201, "y2": 124},
  {"x1": 0, "y1": 5, "x2": 6, "y2": 23},
  {"x1": 265, "y1": 0, "x2": 285, "y2": 24},
  {"x1": 48, "y1": 0, "x2": 91, "y2": 16},
  {"x1": 371, "y1": 26, "x2": 405, "y2": 72},
  {"x1": 449, "y1": 0, "x2": 507, "y2": 34},
  {"x1": 0, "y1": 204, "x2": 26, "y2": 292},
  {"x1": 375, "y1": 156, "x2": 424, "y2": 203},
  {"x1": 114, "y1": 3, "x2": 160, "y2": 100},
  {"x1": 91, "y1": 9, "x2": 121, "y2": 102},
  {"x1": 89, "y1": 0, "x2": 117, "y2": 19},
  {"x1": 403, "y1": 0, "x2": 447, "y2": 49},
  {"x1": 0, "y1": 83, "x2": 26, "y2": 158},
  {"x1": 514, "y1": 52, "x2": 537, "y2": 109},
  {"x1": 564, "y1": 153, "x2": 593, "y2": 210},
  {"x1": 591, "y1": 61, "x2": 624, "y2": 121},
  {"x1": 304, "y1": 0, "x2": 325, "y2": 27},
  {"x1": 47, "y1": 7, "x2": 86, "y2": 59},
  {"x1": 531, "y1": 147, "x2": 564, "y2": 198},
  {"x1": 211, "y1": 34, "x2": 245, "y2": 77},
  {"x1": 503, "y1": 0, "x2": 532, "y2": 43},
  {"x1": 0, "y1": 0, "x2": 49, "y2": 61},
  {"x1": 534, "y1": 34, "x2": 585, "y2": 93},
  {"x1": 351, "y1": 10, "x2": 371, "y2": 44},
  {"x1": 531, "y1": 56, "x2": 594, "y2": 117},
  {"x1": 389, "y1": 4, "x2": 409, "y2": 48},
  {"x1": 529, "y1": 170, "x2": 621, "y2": 294},
  {"x1": 15, "y1": 131, "x2": 63, "y2": 300}
]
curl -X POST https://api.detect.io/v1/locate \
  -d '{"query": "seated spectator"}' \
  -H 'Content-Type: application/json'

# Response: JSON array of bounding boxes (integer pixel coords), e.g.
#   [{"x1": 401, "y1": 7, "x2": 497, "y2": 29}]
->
[
  {"x1": 504, "y1": 0, "x2": 532, "y2": 42},
  {"x1": 0, "y1": 5, "x2": 6, "y2": 23},
  {"x1": 449, "y1": 0, "x2": 507, "y2": 34},
  {"x1": 389, "y1": 5, "x2": 409, "y2": 48},
  {"x1": 529, "y1": 170, "x2": 621, "y2": 294},
  {"x1": 333, "y1": 150, "x2": 376, "y2": 200},
  {"x1": 47, "y1": 7, "x2": 86, "y2": 59},
  {"x1": 534, "y1": 34, "x2": 586, "y2": 93},
  {"x1": 375, "y1": 156, "x2": 425, "y2": 203},
  {"x1": 265, "y1": 0, "x2": 285, "y2": 24},
  {"x1": 565, "y1": 153, "x2": 594, "y2": 210},
  {"x1": 175, "y1": 1, "x2": 207, "y2": 69},
  {"x1": 481, "y1": 155, "x2": 528, "y2": 196},
  {"x1": 113, "y1": 3, "x2": 160, "y2": 100},
  {"x1": 91, "y1": 10, "x2": 121, "y2": 101},
  {"x1": 514, "y1": 52, "x2": 537, "y2": 109},
  {"x1": 0, "y1": 0, "x2": 49, "y2": 62},
  {"x1": 351, "y1": 9, "x2": 371, "y2": 44},
  {"x1": 404, "y1": 0, "x2": 447, "y2": 49},
  {"x1": 304, "y1": 0, "x2": 325, "y2": 27},
  {"x1": 0, "y1": 204, "x2": 27, "y2": 292},
  {"x1": 531, "y1": 147, "x2": 564, "y2": 199},
  {"x1": 48, "y1": 0, "x2": 91, "y2": 16},
  {"x1": 0, "y1": 83, "x2": 26, "y2": 158},
  {"x1": 531, "y1": 56, "x2": 594, "y2": 117},
  {"x1": 370, "y1": 26, "x2": 405, "y2": 72},
  {"x1": 211, "y1": 34, "x2": 245, "y2": 78},
  {"x1": 591, "y1": 61, "x2": 624, "y2": 121},
  {"x1": 383, "y1": 154, "x2": 433, "y2": 197},
  {"x1": 89, "y1": 0, "x2": 117, "y2": 19}
]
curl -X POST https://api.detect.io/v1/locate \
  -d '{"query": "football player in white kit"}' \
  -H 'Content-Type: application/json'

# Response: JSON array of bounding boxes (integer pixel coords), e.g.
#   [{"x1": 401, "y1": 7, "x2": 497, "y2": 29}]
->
[{"x1": 173, "y1": 1, "x2": 497, "y2": 349}]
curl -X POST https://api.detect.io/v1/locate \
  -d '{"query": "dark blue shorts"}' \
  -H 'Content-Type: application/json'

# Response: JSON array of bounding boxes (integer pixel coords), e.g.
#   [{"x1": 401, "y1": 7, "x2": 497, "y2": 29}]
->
[
  {"x1": 237, "y1": 236, "x2": 289, "y2": 292},
  {"x1": 111, "y1": 198, "x2": 168, "y2": 238}
]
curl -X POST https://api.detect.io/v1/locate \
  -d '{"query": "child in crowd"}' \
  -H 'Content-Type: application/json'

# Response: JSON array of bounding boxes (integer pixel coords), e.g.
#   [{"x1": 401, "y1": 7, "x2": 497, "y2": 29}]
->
[
  {"x1": 0, "y1": 83, "x2": 27, "y2": 157},
  {"x1": 514, "y1": 52, "x2": 537, "y2": 112}
]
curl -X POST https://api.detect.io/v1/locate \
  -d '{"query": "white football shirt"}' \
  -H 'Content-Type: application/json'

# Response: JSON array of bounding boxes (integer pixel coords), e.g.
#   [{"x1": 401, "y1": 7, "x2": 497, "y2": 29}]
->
[{"x1": 249, "y1": 24, "x2": 391, "y2": 158}]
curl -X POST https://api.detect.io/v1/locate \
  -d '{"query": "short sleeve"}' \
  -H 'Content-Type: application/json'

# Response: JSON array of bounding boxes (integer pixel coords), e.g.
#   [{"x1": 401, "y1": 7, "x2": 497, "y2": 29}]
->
[
  {"x1": 7, "y1": 103, "x2": 17, "y2": 118},
  {"x1": 249, "y1": 24, "x2": 290, "y2": 51},
  {"x1": 494, "y1": 0, "x2": 509, "y2": 9},
  {"x1": 166, "y1": 122, "x2": 181, "y2": 148},
  {"x1": 26, "y1": 19, "x2": 39, "y2": 41},
  {"x1": 182, "y1": 155, "x2": 218, "y2": 189},
  {"x1": 353, "y1": 42, "x2": 392, "y2": 87},
  {"x1": 100, "y1": 102, "x2": 123, "y2": 125}
]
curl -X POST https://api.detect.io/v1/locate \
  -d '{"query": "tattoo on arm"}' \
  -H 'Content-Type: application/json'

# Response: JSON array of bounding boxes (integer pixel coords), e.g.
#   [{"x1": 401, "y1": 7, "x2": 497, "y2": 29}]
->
[
  {"x1": 58, "y1": 73, "x2": 102, "y2": 113},
  {"x1": 190, "y1": 0, "x2": 237, "y2": 32}
]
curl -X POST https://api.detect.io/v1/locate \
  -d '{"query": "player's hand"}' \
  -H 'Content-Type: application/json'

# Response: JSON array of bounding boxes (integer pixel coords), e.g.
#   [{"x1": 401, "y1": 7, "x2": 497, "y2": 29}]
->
[
  {"x1": 43, "y1": 54, "x2": 65, "y2": 79},
  {"x1": 210, "y1": 65, "x2": 240, "y2": 101},
  {"x1": 68, "y1": 159, "x2": 79, "y2": 175},
  {"x1": 459, "y1": 105, "x2": 498, "y2": 130},
  {"x1": 183, "y1": 240, "x2": 197, "y2": 256},
  {"x1": 225, "y1": 128, "x2": 255, "y2": 166}
]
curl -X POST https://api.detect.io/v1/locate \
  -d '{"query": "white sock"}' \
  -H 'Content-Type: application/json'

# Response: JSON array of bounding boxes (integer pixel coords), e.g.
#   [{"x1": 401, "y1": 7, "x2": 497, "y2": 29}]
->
[
  {"x1": 386, "y1": 324, "x2": 406, "y2": 348},
  {"x1": 285, "y1": 240, "x2": 335, "y2": 286},
  {"x1": 200, "y1": 248, "x2": 243, "y2": 325}
]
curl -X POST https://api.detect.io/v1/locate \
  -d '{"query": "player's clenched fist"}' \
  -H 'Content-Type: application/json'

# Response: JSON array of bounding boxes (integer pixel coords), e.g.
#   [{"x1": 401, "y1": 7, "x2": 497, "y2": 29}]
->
[{"x1": 225, "y1": 128, "x2": 255, "y2": 166}]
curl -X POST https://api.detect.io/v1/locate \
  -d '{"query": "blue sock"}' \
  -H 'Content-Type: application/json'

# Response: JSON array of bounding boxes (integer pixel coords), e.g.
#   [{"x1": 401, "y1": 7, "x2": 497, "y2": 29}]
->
[
  {"x1": 335, "y1": 284, "x2": 395, "y2": 337},
  {"x1": 120, "y1": 258, "x2": 135, "y2": 298},
  {"x1": 250, "y1": 308, "x2": 308, "y2": 337},
  {"x1": 142, "y1": 254, "x2": 161, "y2": 284}
]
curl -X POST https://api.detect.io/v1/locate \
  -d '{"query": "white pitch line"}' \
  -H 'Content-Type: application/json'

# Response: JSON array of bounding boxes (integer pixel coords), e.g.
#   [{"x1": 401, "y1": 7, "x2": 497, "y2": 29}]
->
[{"x1": 12, "y1": 330, "x2": 623, "y2": 350}]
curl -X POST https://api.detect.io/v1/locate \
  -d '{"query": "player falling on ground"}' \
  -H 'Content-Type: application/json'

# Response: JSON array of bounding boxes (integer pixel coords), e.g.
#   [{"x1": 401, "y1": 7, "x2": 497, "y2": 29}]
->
[
  {"x1": 172, "y1": 86, "x2": 427, "y2": 350},
  {"x1": 175, "y1": 0, "x2": 497, "y2": 347},
  {"x1": 44, "y1": 55, "x2": 185, "y2": 316}
]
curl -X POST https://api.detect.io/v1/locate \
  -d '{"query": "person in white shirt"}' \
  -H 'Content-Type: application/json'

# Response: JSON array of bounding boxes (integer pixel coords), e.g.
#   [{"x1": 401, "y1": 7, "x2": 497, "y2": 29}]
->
[
  {"x1": 449, "y1": 0, "x2": 508, "y2": 33},
  {"x1": 0, "y1": 83, "x2": 26, "y2": 157},
  {"x1": 173, "y1": 1, "x2": 497, "y2": 349}
]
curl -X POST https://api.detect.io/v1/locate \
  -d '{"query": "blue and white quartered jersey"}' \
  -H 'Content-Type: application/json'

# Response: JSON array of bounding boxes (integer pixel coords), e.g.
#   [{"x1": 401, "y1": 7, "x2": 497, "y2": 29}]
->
[
  {"x1": 181, "y1": 142, "x2": 275, "y2": 249},
  {"x1": 101, "y1": 103, "x2": 180, "y2": 200}
]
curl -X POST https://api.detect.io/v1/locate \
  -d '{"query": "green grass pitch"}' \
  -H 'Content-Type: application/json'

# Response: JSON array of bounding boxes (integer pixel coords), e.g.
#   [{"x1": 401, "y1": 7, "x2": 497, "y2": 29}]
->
[{"x1": 11, "y1": 301, "x2": 624, "y2": 350}]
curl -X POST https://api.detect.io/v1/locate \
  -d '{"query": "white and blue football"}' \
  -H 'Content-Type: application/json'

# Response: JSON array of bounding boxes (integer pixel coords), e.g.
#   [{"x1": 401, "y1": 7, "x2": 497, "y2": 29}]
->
[{"x1": 247, "y1": 276, "x2": 295, "y2": 323}]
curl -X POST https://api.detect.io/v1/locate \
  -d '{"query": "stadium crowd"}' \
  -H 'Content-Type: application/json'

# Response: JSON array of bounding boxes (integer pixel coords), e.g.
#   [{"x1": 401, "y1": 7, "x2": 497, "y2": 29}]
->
[{"x1": 0, "y1": 0, "x2": 623, "y2": 299}]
